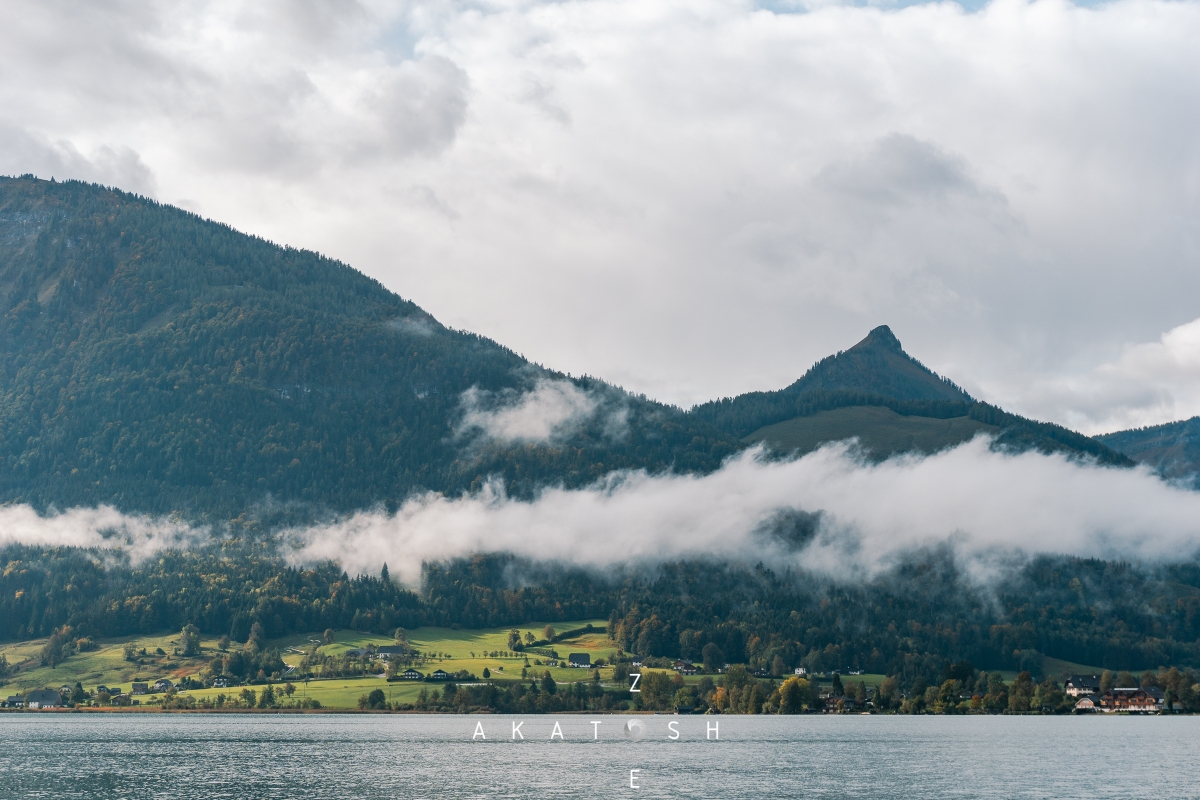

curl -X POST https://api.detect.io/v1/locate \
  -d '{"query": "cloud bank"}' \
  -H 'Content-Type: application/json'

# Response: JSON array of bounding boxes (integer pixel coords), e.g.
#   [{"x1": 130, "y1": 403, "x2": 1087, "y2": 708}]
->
[
  {"x1": 3, "y1": 438, "x2": 1199, "y2": 585},
  {"x1": 0, "y1": 504, "x2": 198, "y2": 563},
  {"x1": 2, "y1": 0, "x2": 1199, "y2": 428},
  {"x1": 288, "y1": 437, "x2": 1200, "y2": 585}
]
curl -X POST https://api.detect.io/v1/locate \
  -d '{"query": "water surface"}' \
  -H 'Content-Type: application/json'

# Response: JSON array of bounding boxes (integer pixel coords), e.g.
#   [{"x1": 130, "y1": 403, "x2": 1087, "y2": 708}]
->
[{"x1": 1, "y1": 713, "x2": 1196, "y2": 799}]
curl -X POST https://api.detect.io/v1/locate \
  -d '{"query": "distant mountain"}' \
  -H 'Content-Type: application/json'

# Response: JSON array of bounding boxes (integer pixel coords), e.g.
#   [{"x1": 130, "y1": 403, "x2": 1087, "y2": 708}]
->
[
  {"x1": 0, "y1": 177, "x2": 737, "y2": 518},
  {"x1": 787, "y1": 325, "x2": 973, "y2": 403},
  {"x1": 1097, "y1": 417, "x2": 1200, "y2": 487},
  {"x1": 691, "y1": 327, "x2": 1132, "y2": 465}
]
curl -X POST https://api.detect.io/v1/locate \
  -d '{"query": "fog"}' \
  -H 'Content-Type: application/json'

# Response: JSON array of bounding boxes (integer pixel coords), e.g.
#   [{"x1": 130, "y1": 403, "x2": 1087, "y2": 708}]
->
[
  {"x1": 3, "y1": 436, "x2": 1198, "y2": 584},
  {"x1": 0, "y1": 504, "x2": 198, "y2": 563},
  {"x1": 287, "y1": 437, "x2": 1200, "y2": 585}
]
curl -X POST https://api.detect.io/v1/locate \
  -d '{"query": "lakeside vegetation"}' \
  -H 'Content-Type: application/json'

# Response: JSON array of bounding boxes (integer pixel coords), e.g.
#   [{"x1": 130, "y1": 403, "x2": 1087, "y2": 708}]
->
[
  {"x1": 5, "y1": 621, "x2": 1200, "y2": 715},
  {"x1": 6, "y1": 543, "x2": 1200, "y2": 701}
]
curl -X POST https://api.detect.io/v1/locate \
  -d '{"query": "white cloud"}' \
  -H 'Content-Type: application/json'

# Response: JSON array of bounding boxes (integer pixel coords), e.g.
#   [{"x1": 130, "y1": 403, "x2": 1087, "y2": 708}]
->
[
  {"x1": 0, "y1": 504, "x2": 199, "y2": 562},
  {"x1": 1008, "y1": 316, "x2": 1200, "y2": 434},
  {"x1": 0, "y1": 0, "x2": 1198, "y2": 426},
  {"x1": 3, "y1": 439, "x2": 1199, "y2": 587},
  {"x1": 288, "y1": 437, "x2": 1200, "y2": 585},
  {"x1": 458, "y1": 378, "x2": 599, "y2": 443}
]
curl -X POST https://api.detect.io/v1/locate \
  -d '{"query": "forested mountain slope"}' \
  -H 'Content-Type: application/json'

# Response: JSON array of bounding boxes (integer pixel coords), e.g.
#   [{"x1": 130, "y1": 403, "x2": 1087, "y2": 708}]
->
[
  {"x1": 1098, "y1": 417, "x2": 1200, "y2": 487},
  {"x1": 0, "y1": 178, "x2": 737, "y2": 518}
]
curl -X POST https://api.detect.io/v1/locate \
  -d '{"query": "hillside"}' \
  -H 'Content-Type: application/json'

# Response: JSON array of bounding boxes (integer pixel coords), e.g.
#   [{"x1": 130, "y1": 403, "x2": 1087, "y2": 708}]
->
[
  {"x1": 1097, "y1": 417, "x2": 1200, "y2": 487},
  {"x1": 0, "y1": 177, "x2": 737, "y2": 518},
  {"x1": 743, "y1": 405, "x2": 997, "y2": 458},
  {"x1": 691, "y1": 327, "x2": 1132, "y2": 466}
]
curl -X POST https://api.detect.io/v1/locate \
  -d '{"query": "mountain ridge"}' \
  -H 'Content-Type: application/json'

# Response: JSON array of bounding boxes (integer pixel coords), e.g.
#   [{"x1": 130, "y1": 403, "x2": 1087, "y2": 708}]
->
[
  {"x1": 0, "y1": 177, "x2": 737, "y2": 519},
  {"x1": 0, "y1": 176, "x2": 1134, "y2": 522},
  {"x1": 1097, "y1": 416, "x2": 1200, "y2": 487}
]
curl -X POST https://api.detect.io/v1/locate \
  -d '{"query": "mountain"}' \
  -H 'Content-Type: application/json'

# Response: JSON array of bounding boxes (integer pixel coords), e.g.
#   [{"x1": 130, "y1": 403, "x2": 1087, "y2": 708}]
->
[
  {"x1": 0, "y1": 177, "x2": 737, "y2": 518},
  {"x1": 691, "y1": 327, "x2": 1132, "y2": 465},
  {"x1": 0, "y1": 177, "x2": 1131, "y2": 523},
  {"x1": 787, "y1": 325, "x2": 973, "y2": 403},
  {"x1": 1097, "y1": 417, "x2": 1200, "y2": 487}
]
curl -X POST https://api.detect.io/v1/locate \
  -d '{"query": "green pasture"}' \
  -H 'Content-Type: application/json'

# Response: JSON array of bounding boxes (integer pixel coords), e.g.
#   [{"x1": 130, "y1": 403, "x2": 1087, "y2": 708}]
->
[
  {"x1": 0, "y1": 620, "x2": 616, "y2": 705},
  {"x1": 0, "y1": 631, "x2": 226, "y2": 695}
]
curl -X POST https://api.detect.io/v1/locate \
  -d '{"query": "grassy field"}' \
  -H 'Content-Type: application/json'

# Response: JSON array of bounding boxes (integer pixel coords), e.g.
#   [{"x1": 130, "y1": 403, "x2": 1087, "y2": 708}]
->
[
  {"x1": 744, "y1": 406, "x2": 996, "y2": 458},
  {"x1": 0, "y1": 620, "x2": 616, "y2": 706},
  {"x1": 0, "y1": 631, "x2": 226, "y2": 696}
]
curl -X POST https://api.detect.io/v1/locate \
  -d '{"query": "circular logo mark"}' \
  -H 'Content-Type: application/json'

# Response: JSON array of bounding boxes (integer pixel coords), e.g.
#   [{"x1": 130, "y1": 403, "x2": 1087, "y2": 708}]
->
[{"x1": 622, "y1": 718, "x2": 645, "y2": 741}]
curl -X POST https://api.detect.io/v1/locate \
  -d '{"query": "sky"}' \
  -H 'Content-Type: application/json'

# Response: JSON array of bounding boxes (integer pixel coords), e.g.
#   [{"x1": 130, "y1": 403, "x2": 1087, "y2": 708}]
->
[{"x1": 2, "y1": 0, "x2": 1199, "y2": 435}]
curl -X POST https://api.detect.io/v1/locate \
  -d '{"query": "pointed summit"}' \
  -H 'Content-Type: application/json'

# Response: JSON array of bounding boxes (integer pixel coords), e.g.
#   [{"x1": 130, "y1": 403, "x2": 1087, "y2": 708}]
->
[
  {"x1": 855, "y1": 324, "x2": 904, "y2": 354},
  {"x1": 785, "y1": 325, "x2": 972, "y2": 403}
]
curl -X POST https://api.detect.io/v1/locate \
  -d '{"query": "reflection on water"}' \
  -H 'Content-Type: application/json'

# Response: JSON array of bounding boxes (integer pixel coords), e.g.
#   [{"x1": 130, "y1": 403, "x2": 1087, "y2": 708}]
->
[{"x1": 0, "y1": 713, "x2": 1196, "y2": 799}]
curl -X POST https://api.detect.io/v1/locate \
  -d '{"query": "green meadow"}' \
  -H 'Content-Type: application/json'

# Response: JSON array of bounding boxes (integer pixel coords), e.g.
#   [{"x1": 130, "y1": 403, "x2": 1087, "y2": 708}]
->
[{"x1": 0, "y1": 620, "x2": 618, "y2": 707}]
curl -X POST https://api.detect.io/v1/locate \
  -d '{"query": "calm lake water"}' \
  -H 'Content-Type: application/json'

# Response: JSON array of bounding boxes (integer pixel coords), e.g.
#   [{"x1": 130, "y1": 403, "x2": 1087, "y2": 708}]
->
[{"x1": 1, "y1": 713, "x2": 1198, "y2": 799}]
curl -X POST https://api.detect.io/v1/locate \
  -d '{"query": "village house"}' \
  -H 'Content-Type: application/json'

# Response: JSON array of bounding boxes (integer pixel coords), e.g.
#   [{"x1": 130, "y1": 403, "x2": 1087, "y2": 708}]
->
[
  {"x1": 2, "y1": 696, "x2": 24, "y2": 708},
  {"x1": 25, "y1": 689, "x2": 62, "y2": 709},
  {"x1": 673, "y1": 659, "x2": 696, "y2": 675},
  {"x1": 212, "y1": 678, "x2": 229, "y2": 689},
  {"x1": 376, "y1": 645, "x2": 406, "y2": 661},
  {"x1": 1064, "y1": 675, "x2": 1101, "y2": 697},
  {"x1": 131, "y1": 683, "x2": 148, "y2": 695},
  {"x1": 429, "y1": 669, "x2": 450, "y2": 681},
  {"x1": 568, "y1": 653, "x2": 591, "y2": 668},
  {"x1": 400, "y1": 668, "x2": 424, "y2": 680},
  {"x1": 1093, "y1": 688, "x2": 1160, "y2": 713},
  {"x1": 154, "y1": 679, "x2": 173, "y2": 693},
  {"x1": 794, "y1": 667, "x2": 808, "y2": 676}
]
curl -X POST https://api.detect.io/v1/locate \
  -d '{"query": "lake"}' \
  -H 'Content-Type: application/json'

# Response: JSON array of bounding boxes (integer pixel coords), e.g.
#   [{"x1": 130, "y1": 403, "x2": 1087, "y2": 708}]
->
[{"x1": 1, "y1": 713, "x2": 1197, "y2": 798}]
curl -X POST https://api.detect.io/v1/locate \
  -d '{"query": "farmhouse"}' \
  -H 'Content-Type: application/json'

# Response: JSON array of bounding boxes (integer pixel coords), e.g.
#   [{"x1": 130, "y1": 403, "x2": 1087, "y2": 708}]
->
[
  {"x1": 131, "y1": 683, "x2": 148, "y2": 695},
  {"x1": 674, "y1": 660, "x2": 696, "y2": 675},
  {"x1": 25, "y1": 689, "x2": 62, "y2": 709},
  {"x1": 401, "y1": 669, "x2": 424, "y2": 680},
  {"x1": 376, "y1": 646, "x2": 406, "y2": 660},
  {"x1": 1064, "y1": 675, "x2": 1101, "y2": 697},
  {"x1": 567, "y1": 653, "x2": 591, "y2": 668},
  {"x1": 2, "y1": 696, "x2": 24, "y2": 708},
  {"x1": 430, "y1": 669, "x2": 450, "y2": 681}
]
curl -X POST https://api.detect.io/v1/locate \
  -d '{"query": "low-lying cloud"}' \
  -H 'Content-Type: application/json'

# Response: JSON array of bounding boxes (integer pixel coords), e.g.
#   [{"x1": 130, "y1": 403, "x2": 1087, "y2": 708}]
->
[
  {"x1": 0, "y1": 504, "x2": 198, "y2": 562},
  {"x1": 3, "y1": 437, "x2": 1199, "y2": 586},
  {"x1": 457, "y1": 378, "x2": 601, "y2": 444},
  {"x1": 289, "y1": 436, "x2": 1200, "y2": 585}
]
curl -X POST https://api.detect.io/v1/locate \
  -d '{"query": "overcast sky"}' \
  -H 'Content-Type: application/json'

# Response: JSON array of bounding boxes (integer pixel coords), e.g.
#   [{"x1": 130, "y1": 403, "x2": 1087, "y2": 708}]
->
[{"x1": 2, "y1": 0, "x2": 1198, "y2": 434}]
